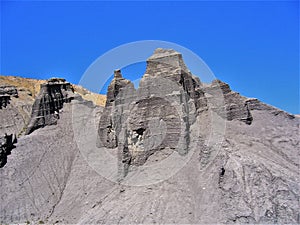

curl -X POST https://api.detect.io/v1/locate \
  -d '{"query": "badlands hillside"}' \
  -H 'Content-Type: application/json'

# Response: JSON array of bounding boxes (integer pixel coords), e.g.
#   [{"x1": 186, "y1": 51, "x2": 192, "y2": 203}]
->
[{"x1": 0, "y1": 49, "x2": 299, "y2": 224}]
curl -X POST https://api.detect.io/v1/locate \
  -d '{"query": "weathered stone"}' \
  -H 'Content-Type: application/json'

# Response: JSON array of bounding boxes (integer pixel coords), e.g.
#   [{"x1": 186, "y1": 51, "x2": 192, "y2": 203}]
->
[
  {"x1": 0, "y1": 75, "x2": 106, "y2": 137},
  {"x1": 98, "y1": 49, "x2": 204, "y2": 173},
  {"x1": 105, "y1": 70, "x2": 132, "y2": 107},
  {"x1": 98, "y1": 70, "x2": 134, "y2": 149},
  {"x1": 0, "y1": 49, "x2": 299, "y2": 224},
  {"x1": 0, "y1": 134, "x2": 17, "y2": 168},
  {"x1": 145, "y1": 48, "x2": 207, "y2": 110},
  {"x1": 204, "y1": 80, "x2": 253, "y2": 124},
  {"x1": 25, "y1": 78, "x2": 76, "y2": 134},
  {"x1": 0, "y1": 85, "x2": 18, "y2": 97},
  {"x1": 0, "y1": 85, "x2": 18, "y2": 109}
]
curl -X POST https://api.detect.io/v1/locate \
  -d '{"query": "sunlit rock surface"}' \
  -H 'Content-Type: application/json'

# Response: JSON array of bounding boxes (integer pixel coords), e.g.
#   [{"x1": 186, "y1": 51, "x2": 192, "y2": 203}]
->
[{"x1": 0, "y1": 49, "x2": 299, "y2": 224}]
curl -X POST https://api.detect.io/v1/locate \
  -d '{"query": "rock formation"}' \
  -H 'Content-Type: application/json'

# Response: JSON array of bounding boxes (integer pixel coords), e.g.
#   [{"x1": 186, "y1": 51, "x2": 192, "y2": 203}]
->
[
  {"x1": 0, "y1": 85, "x2": 18, "y2": 109},
  {"x1": 98, "y1": 49, "x2": 254, "y2": 174},
  {"x1": 98, "y1": 49, "x2": 207, "y2": 172},
  {"x1": 0, "y1": 86, "x2": 18, "y2": 167},
  {"x1": 25, "y1": 78, "x2": 76, "y2": 134},
  {"x1": 204, "y1": 80, "x2": 253, "y2": 124},
  {"x1": 0, "y1": 134, "x2": 17, "y2": 168},
  {"x1": 0, "y1": 75, "x2": 106, "y2": 137},
  {"x1": 0, "y1": 49, "x2": 299, "y2": 224}
]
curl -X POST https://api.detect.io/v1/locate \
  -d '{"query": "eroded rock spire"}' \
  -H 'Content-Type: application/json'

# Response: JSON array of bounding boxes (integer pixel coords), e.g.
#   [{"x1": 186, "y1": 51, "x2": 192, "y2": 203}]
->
[{"x1": 25, "y1": 78, "x2": 75, "y2": 134}]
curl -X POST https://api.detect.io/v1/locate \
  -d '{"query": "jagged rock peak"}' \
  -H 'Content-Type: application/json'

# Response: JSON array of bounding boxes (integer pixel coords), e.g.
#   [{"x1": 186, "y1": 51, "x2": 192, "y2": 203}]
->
[
  {"x1": 205, "y1": 79, "x2": 232, "y2": 95},
  {"x1": 148, "y1": 48, "x2": 181, "y2": 60},
  {"x1": 144, "y1": 48, "x2": 206, "y2": 110},
  {"x1": 114, "y1": 69, "x2": 123, "y2": 79},
  {"x1": 106, "y1": 69, "x2": 132, "y2": 107},
  {"x1": 99, "y1": 49, "x2": 207, "y2": 171},
  {"x1": 146, "y1": 48, "x2": 189, "y2": 74}
]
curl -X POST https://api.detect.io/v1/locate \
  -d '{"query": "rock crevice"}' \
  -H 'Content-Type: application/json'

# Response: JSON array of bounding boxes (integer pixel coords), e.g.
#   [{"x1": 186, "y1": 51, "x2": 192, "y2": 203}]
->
[{"x1": 0, "y1": 133, "x2": 17, "y2": 168}]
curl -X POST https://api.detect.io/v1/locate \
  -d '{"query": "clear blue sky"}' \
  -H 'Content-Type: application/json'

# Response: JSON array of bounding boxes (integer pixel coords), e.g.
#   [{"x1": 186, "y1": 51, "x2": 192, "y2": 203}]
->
[{"x1": 1, "y1": 1, "x2": 299, "y2": 114}]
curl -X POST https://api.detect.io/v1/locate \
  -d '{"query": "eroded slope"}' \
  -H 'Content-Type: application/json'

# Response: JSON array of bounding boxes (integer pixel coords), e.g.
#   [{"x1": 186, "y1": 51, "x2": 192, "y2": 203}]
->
[{"x1": 0, "y1": 49, "x2": 299, "y2": 224}]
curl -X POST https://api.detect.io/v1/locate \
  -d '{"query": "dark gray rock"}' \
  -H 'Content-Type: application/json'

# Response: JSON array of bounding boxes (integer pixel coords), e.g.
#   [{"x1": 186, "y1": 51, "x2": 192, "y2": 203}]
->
[
  {"x1": 0, "y1": 85, "x2": 18, "y2": 97},
  {"x1": 105, "y1": 69, "x2": 132, "y2": 107},
  {"x1": 98, "y1": 70, "x2": 134, "y2": 149},
  {"x1": 0, "y1": 85, "x2": 18, "y2": 109},
  {"x1": 204, "y1": 80, "x2": 253, "y2": 124},
  {"x1": 0, "y1": 134, "x2": 17, "y2": 168},
  {"x1": 25, "y1": 78, "x2": 75, "y2": 134}
]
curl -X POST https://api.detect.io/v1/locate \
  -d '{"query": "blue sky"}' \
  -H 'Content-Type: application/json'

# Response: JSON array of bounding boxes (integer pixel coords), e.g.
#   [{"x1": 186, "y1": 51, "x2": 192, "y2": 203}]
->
[{"x1": 1, "y1": 1, "x2": 299, "y2": 114}]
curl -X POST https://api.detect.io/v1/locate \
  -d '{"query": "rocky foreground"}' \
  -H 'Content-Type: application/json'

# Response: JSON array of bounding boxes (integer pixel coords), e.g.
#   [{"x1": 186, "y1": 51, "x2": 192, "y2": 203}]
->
[{"x1": 0, "y1": 49, "x2": 299, "y2": 224}]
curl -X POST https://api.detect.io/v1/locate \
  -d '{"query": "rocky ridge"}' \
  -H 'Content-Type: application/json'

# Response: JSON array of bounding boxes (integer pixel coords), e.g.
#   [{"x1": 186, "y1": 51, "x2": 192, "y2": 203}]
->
[
  {"x1": 98, "y1": 49, "x2": 264, "y2": 174},
  {"x1": 0, "y1": 76, "x2": 106, "y2": 168},
  {"x1": 0, "y1": 134, "x2": 17, "y2": 168},
  {"x1": 0, "y1": 75, "x2": 106, "y2": 136},
  {"x1": 0, "y1": 49, "x2": 299, "y2": 224},
  {"x1": 25, "y1": 78, "x2": 76, "y2": 134}
]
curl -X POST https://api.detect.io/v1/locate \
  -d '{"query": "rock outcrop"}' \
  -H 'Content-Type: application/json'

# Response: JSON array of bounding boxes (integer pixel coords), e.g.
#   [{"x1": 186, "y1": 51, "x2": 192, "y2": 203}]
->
[
  {"x1": 0, "y1": 75, "x2": 107, "y2": 107},
  {"x1": 0, "y1": 134, "x2": 17, "y2": 168},
  {"x1": 145, "y1": 48, "x2": 207, "y2": 110},
  {"x1": 98, "y1": 69, "x2": 133, "y2": 149},
  {"x1": 0, "y1": 85, "x2": 18, "y2": 109},
  {"x1": 0, "y1": 85, "x2": 18, "y2": 167},
  {"x1": 98, "y1": 49, "x2": 206, "y2": 173},
  {"x1": 98, "y1": 49, "x2": 255, "y2": 174},
  {"x1": 0, "y1": 76, "x2": 106, "y2": 137},
  {"x1": 0, "y1": 85, "x2": 18, "y2": 97},
  {"x1": 204, "y1": 80, "x2": 253, "y2": 125},
  {"x1": 25, "y1": 78, "x2": 76, "y2": 134},
  {"x1": 0, "y1": 49, "x2": 299, "y2": 224}
]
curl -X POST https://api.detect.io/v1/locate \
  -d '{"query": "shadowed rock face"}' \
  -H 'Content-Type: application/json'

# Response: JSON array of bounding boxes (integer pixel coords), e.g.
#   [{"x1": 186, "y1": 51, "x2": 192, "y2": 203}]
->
[
  {"x1": 0, "y1": 86, "x2": 18, "y2": 109},
  {"x1": 0, "y1": 49, "x2": 299, "y2": 224},
  {"x1": 25, "y1": 78, "x2": 76, "y2": 134},
  {"x1": 0, "y1": 85, "x2": 18, "y2": 97},
  {"x1": 204, "y1": 80, "x2": 253, "y2": 124},
  {"x1": 0, "y1": 86, "x2": 18, "y2": 167},
  {"x1": 0, "y1": 75, "x2": 106, "y2": 138},
  {"x1": 0, "y1": 134, "x2": 17, "y2": 168}
]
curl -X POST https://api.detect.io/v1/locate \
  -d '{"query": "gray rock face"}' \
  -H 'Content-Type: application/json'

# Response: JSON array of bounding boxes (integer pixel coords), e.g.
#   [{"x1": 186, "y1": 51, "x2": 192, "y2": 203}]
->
[
  {"x1": 0, "y1": 85, "x2": 18, "y2": 109},
  {"x1": 25, "y1": 78, "x2": 75, "y2": 134},
  {"x1": 98, "y1": 49, "x2": 204, "y2": 173},
  {"x1": 204, "y1": 80, "x2": 253, "y2": 124},
  {"x1": 0, "y1": 49, "x2": 299, "y2": 224},
  {"x1": 0, "y1": 85, "x2": 18, "y2": 97},
  {"x1": 105, "y1": 69, "x2": 132, "y2": 107},
  {"x1": 145, "y1": 48, "x2": 207, "y2": 110},
  {"x1": 0, "y1": 134, "x2": 17, "y2": 168},
  {"x1": 98, "y1": 49, "x2": 254, "y2": 173},
  {"x1": 0, "y1": 87, "x2": 30, "y2": 137}
]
